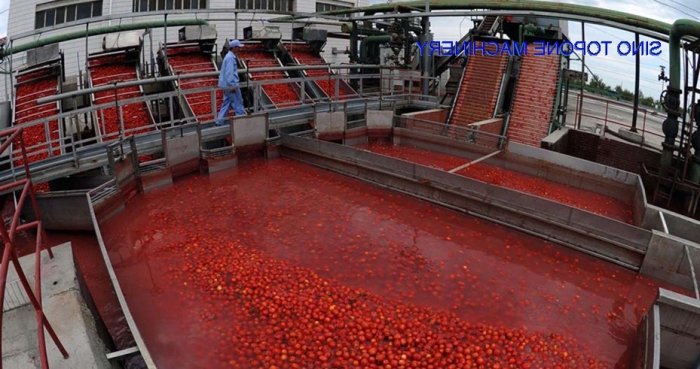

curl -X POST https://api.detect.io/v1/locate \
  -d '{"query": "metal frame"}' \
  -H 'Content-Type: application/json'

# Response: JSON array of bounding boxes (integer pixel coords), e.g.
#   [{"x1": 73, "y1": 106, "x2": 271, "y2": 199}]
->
[{"x1": 0, "y1": 127, "x2": 68, "y2": 369}]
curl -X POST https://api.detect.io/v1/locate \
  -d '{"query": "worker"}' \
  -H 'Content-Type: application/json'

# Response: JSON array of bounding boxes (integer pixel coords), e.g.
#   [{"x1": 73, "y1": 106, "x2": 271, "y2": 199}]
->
[{"x1": 216, "y1": 39, "x2": 245, "y2": 126}]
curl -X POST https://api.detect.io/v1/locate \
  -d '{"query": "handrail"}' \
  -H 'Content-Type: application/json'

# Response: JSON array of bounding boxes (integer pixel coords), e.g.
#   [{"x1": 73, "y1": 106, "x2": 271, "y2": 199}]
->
[
  {"x1": 0, "y1": 127, "x2": 68, "y2": 369},
  {"x1": 0, "y1": 73, "x2": 441, "y2": 186},
  {"x1": 572, "y1": 92, "x2": 666, "y2": 145},
  {"x1": 685, "y1": 245, "x2": 699, "y2": 300},
  {"x1": 36, "y1": 64, "x2": 398, "y2": 105},
  {"x1": 86, "y1": 181, "x2": 157, "y2": 368}
]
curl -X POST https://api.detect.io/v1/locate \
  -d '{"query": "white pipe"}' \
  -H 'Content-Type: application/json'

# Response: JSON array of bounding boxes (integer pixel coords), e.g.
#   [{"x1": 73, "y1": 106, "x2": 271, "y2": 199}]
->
[{"x1": 659, "y1": 211, "x2": 669, "y2": 233}]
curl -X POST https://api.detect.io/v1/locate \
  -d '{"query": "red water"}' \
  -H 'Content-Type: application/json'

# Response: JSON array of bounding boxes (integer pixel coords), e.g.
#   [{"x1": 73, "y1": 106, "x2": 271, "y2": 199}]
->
[
  {"x1": 96, "y1": 157, "x2": 678, "y2": 368},
  {"x1": 88, "y1": 56, "x2": 152, "y2": 138},
  {"x1": 357, "y1": 142, "x2": 633, "y2": 223}
]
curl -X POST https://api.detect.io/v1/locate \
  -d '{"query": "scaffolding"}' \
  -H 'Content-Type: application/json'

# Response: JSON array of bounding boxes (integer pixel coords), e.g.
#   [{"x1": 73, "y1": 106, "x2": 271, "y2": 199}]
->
[{"x1": 0, "y1": 127, "x2": 67, "y2": 369}]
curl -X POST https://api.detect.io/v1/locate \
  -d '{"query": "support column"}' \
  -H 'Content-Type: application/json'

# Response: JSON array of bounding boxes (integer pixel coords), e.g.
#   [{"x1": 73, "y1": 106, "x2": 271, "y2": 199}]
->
[
  {"x1": 631, "y1": 33, "x2": 640, "y2": 132},
  {"x1": 420, "y1": 15, "x2": 431, "y2": 98}
]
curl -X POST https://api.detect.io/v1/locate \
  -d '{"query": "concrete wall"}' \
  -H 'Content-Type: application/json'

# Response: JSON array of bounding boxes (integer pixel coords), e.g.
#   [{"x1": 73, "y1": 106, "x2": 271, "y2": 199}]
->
[
  {"x1": 545, "y1": 129, "x2": 662, "y2": 175},
  {"x1": 641, "y1": 230, "x2": 700, "y2": 293},
  {"x1": 401, "y1": 109, "x2": 449, "y2": 124},
  {"x1": 20, "y1": 190, "x2": 95, "y2": 231},
  {"x1": 2, "y1": 0, "x2": 369, "y2": 100},
  {"x1": 655, "y1": 289, "x2": 700, "y2": 369},
  {"x1": 470, "y1": 118, "x2": 503, "y2": 137},
  {"x1": 541, "y1": 127, "x2": 568, "y2": 153}
]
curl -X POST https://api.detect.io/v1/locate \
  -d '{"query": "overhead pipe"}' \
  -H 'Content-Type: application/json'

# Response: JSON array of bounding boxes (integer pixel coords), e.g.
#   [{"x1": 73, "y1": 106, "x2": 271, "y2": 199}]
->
[
  {"x1": 341, "y1": 23, "x2": 389, "y2": 36},
  {"x1": 662, "y1": 19, "x2": 700, "y2": 182},
  {"x1": 359, "y1": 35, "x2": 393, "y2": 63},
  {"x1": 268, "y1": 0, "x2": 671, "y2": 36},
  {"x1": 1, "y1": 19, "x2": 209, "y2": 57}
]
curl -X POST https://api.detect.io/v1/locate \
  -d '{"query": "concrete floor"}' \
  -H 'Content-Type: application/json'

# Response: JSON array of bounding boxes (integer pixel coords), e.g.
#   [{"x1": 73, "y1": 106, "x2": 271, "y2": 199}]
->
[{"x1": 2, "y1": 243, "x2": 112, "y2": 369}]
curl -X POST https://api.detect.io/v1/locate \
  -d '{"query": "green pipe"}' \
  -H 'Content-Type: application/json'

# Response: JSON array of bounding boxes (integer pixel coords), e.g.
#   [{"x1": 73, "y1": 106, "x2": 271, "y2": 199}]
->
[
  {"x1": 2, "y1": 19, "x2": 209, "y2": 57},
  {"x1": 668, "y1": 20, "x2": 700, "y2": 91},
  {"x1": 360, "y1": 35, "x2": 392, "y2": 63},
  {"x1": 269, "y1": 0, "x2": 671, "y2": 36},
  {"x1": 665, "y1": 19, "x2": 700, "y2": 180},
  {"x1": 341, "y1": 23, "x2": 388, "y2": 36}
]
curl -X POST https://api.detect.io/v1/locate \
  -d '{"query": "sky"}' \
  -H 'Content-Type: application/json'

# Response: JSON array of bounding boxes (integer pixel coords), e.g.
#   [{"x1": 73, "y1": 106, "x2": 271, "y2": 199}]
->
[
  {"x1": 0, "y1": 0, "x2": 7, "y2": 39},
  {"x1": 1, "y1": 0, "x2": 699, "y2": 97}
]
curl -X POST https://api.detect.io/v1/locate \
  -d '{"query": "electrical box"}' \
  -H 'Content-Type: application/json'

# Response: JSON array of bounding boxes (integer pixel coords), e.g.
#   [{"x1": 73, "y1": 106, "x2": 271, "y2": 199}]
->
[
  {"x1": 243, "y1": 26, "x2": 282, "y2": 40},
  {"x1": 292, "y1": 27, "x2": 328, "y2": 42},
  {"x1": 178, "y1": 25, "x2": 218, "y2": 42},
  {"x1": 103, "y1": 31, "x2": 143, "y2": 51},
  {"x1": 26, "y1": 44, "x2": 60, "y2": 67}
]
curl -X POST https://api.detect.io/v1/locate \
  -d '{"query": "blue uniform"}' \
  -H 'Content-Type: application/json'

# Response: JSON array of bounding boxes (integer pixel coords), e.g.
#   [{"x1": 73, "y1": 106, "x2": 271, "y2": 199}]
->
[{"x1": 217, "y1": 50, "x2": 245, "y2": 125}]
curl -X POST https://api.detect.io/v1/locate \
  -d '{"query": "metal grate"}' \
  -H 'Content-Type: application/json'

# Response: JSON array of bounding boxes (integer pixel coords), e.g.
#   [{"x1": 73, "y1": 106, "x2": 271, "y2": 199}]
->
[
  {"x1": 139, "y1": 160, "x2": 167, "y2": 174},
  {"x1": 3, "y1": 277, "x2": 33, "y2": 312},
  {"x1": 90, "y1": 185, "x2": 118, "y2": 205}
]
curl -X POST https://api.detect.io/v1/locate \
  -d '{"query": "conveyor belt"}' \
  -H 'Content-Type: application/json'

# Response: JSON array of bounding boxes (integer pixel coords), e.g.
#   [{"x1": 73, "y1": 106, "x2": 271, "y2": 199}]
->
[{"x1": 506, "y1": 44, "x2": 561, "y2": 146}]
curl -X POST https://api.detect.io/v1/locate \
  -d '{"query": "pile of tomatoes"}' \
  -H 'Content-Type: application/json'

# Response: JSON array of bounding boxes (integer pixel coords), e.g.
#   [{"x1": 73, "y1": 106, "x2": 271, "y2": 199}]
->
[
  {"x1": 13, "y1": 71, "x2": 60, "y2": 167},
  {"x1": 360, "y1": 143, "x2": 634, "y2": 223},
  {"x1": 238, "y1": 50, "x2": 299, "y2": 105},
  {"x1": 89, "y1": 57, "x2": 153, "y2": 137},
  {"x1": 169, "y1": 234, "x2": 610, "y2": 369},
  {"x1": 167, "y1": 51, "x2": 225, "y2": 119}
]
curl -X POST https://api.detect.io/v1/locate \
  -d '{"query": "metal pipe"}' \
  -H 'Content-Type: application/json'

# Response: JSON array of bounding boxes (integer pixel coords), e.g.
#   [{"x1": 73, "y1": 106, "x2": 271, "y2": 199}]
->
[
  {"x1": 360, "y1": 35, "x2": 392, "y2": 63},
  {"x1": 685, "y1": 244, "x2": 699, "y2": 299},
  {"x1": 37, "y1": 64, "x2": 382, "y2": 104},
  {"x1": 341, "y1": 23, "x2": 389, "y2": 36},
  {"x1": 3, "y1": 19, "x2": 209, "y2": 57},
  {"x1": 631, "y1": 32, "x2": 640, "y2": 133},
  {"x1": 270, "y1": 1, "x2": 671, "y2": 34},
  {"x1": 578, "y1": 22, "x2": 585, "y2": 130},
  {"x1": 663, "y1": 19, "x2": 700, "y2": 174}
]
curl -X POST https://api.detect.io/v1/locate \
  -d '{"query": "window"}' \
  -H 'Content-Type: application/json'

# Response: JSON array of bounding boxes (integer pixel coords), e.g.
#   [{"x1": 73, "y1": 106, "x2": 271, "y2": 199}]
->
[
  {"x1": 235, "y1": 0, "x2": 293, "y2": 12},
  {"x1": 315, "y1": 1, "x2": 352, "y2": 17},
  {"x1": 35, "y1": 1, "x2": 103, "y2": 29},
  {"x1": 134, "y1": 0, "x2": 206, "y2": 11}
]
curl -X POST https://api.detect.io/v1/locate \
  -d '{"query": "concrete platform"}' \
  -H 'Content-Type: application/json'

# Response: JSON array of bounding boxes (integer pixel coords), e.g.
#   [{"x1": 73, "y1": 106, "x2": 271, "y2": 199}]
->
[{"x1": 2, "y1": 242, "x2": 112, "y2": 369}]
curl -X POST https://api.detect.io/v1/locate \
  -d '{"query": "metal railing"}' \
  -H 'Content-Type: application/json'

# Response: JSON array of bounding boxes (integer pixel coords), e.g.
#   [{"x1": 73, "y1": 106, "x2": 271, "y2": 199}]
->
[
  {"x1": 394, "y1": 116, "x2": 508, "y2": 150},
  {"x1": 86, "y1": 138, "x2": 156, "y2": 368},
  {"x1": 0, "y1": 127, "x2": 68, "y2": 369},
  {"x1": 0, "y1": 67, "x2": 442, "y2": 186},
  {"x1": 658, "y1": 210, "x2": 700, "y2": 300},
  {"x1": 572, "y1": 92, "x2": 665, "y2": 147}
]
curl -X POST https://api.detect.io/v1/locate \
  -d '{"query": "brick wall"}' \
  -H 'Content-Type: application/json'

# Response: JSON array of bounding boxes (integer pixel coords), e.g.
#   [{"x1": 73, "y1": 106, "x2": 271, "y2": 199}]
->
[
  {"x1": 597, "y1": 139, "x2": 661, "y2": 174},
  {"x1": 553, "y1": 130, "x2": 661, "y2": 174},
  {"x1": 566, "y1": 130, "x2": 599, "y2": 162},
  {"x1": 403, "y1": 109, "x2": 449, "y2": 123}
]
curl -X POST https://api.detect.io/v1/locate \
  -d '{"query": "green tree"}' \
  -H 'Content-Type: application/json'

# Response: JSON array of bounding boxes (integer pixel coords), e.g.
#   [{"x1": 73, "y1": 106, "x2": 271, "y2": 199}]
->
[{"x1": 587, "y1": 73, "x2": 608, "y2": 92}]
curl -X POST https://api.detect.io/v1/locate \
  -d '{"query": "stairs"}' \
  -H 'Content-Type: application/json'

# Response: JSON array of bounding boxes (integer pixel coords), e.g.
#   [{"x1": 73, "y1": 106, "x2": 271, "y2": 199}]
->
[
  {"x1": 506, "y1": 44, "x2": 561, "y2": 146},
  {"x1": 448, "y1": 41, "x2": 509, "y2": 126},
  {"x1": 477, "y1": 15, "x2": 500, "y2": 35},
  {"x1": 434, "y1": 16, "x2": 500, "y2": 77}
]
